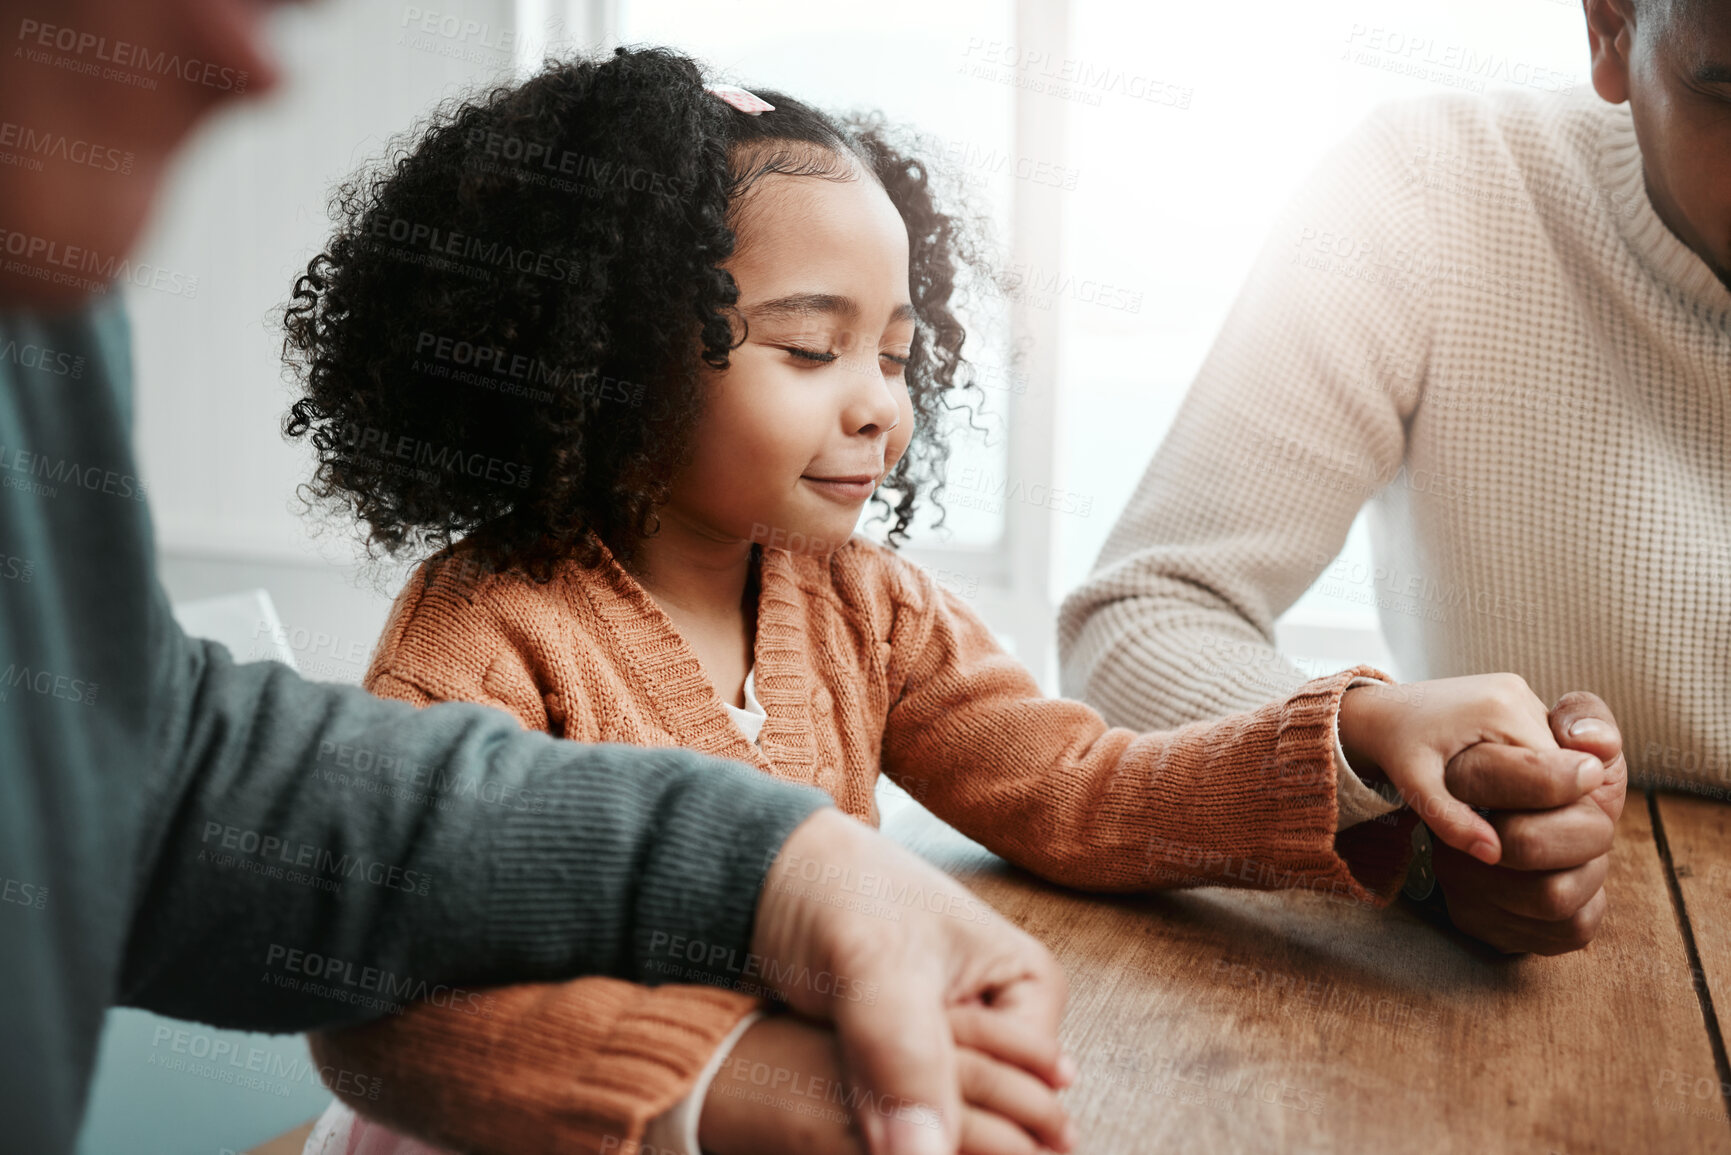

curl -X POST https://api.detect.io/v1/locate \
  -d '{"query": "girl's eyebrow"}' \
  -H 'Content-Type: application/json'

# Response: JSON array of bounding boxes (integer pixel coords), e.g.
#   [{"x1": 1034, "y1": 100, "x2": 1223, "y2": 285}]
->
[{"x1": 742, "y1": 292, "x2": 917, "y2": 325}]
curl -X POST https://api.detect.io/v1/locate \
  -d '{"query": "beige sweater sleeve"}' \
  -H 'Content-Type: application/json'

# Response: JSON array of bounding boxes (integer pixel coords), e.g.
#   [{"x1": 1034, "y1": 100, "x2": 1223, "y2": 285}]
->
[{"x1": 1057, "y1": 105, "x2": 1432, "y2": 772}]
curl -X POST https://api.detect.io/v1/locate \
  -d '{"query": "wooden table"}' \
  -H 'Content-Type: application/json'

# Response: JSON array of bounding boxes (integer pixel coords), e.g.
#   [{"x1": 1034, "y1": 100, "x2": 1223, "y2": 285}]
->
[{"x1": 880, "y1": 788, "x2": 1731, "y2": 1154}]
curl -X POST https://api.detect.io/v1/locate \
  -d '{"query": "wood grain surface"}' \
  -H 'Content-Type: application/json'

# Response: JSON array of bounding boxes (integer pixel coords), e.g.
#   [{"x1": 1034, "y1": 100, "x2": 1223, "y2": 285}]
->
[
  {"x1": 1654, "y1": 790, "x2": 1731, "y2": 1143},
  {"x1": 881, "y1": 787, "x2": 1731, "y2": 1154}
]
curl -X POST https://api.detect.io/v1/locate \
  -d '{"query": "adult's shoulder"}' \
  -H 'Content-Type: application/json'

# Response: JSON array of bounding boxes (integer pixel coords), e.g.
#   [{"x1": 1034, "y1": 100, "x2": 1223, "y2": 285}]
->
[
  {"x1": 1335, "y1": 87, "x2": 1630, "y2": 245},
  {"x1": 1355, "y1": 87, "x2": 1617, "y2": 175}
]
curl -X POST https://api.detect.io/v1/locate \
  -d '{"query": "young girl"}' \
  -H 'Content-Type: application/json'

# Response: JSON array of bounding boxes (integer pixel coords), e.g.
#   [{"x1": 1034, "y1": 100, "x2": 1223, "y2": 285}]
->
[{"x1": 285, "y1": 47, "x2": 1603, "y2": 1155}]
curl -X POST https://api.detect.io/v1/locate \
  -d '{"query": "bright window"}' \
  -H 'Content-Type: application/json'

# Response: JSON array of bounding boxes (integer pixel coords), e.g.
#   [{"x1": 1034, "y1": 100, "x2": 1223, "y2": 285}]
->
[{"x1": 597, "y1": 0, "x2": 1592, "y2": 685}]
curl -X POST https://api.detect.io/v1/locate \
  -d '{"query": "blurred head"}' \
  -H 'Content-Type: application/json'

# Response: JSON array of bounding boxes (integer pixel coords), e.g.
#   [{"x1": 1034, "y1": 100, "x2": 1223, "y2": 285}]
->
[
  {"x1": 1587, "y1": 0, "x2": 1731, "y2": 287},
  {"x1": 283, "y1": 47, "x2": 986, "y2": 578},
  {"x1": 0, "y1": 0, "x2": 283, "y2": 309}
]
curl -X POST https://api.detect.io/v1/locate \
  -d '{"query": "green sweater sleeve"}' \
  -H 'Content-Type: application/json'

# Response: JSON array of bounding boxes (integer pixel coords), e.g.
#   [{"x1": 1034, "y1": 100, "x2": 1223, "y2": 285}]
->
[
  {"x1": 121, "y1": 590, "x2": 828, "y2": 1030},
  {"x1": 0, "y1": 298, "x2": 827, "y2": 1152}
]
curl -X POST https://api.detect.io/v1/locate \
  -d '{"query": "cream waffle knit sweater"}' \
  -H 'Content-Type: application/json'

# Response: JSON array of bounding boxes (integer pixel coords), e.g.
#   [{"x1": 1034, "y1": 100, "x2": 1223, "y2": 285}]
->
[{"x1": 1059, "y1": 88, "x2": 1731, "y2": 798}]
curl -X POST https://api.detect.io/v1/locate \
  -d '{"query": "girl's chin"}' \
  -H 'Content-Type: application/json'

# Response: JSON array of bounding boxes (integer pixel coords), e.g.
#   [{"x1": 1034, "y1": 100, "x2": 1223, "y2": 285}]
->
[{"x1": 745, "y1": 517, "x2": 858, "y2": 556}]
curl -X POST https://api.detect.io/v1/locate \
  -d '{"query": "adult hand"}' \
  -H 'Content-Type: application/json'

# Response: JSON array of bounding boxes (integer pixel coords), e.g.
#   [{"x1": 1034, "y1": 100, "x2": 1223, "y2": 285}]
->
[
  {"x1": 697, "y1": 1011, "x2": 1075, "y2": 1155},
  {"x1": 749, "y1": 808, "x2": 1070, "y2": 1155},
  {"x1": 1433, "y1": 691, "x2": 1629, "y2": 954}
]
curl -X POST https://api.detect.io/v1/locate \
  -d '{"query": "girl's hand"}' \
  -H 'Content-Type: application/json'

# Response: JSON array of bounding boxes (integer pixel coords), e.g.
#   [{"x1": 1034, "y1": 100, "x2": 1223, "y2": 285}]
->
[
  {"x1": 1337, "y1": 674, "x2": 1607, "y2": 865},
  {"x1": 698, "y1": 1012, "x2": 1076, "y2": 1155}
]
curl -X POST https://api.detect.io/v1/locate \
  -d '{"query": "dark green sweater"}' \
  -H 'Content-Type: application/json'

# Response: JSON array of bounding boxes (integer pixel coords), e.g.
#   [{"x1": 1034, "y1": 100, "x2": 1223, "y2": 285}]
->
[{"x1": 0, "y1": 299, "x2": 829, "y2": 1152}]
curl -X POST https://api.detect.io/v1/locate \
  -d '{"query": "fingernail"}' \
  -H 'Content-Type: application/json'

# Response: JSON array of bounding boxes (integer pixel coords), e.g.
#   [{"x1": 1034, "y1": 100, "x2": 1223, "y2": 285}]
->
[
  {"x1": 1568, "y1": 718, "x2": 1612, "y2": 741},
  {"x1": 1471, "y1": 839, "x2": 1499, "y2": 864},
  {"x1": 1062, "y1": 1119, "x2": 1080, "y2": 1150},
  {"x1": 884, "y1": 1114, "x2": 948, "y2": 1155},
  {"x1": 1575, "y1": 756, "x2": 1604, "y2": 792},
  {"x1": 1057, "y1": 1052, "x2": 1079, "y2": 1086}
]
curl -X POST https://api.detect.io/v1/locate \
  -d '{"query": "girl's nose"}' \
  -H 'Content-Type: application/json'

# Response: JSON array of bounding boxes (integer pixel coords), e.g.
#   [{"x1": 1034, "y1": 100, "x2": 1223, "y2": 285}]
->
[{"x1": 845, "y1": 359, "x2": 903, "y2": 436}]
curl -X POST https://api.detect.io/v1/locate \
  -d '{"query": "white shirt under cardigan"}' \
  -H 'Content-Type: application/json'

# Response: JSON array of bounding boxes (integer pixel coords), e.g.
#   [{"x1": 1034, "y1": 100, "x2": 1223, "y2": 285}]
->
[{"x1": 1059, "y1": 87, "x2": 1731, "y2": 799}]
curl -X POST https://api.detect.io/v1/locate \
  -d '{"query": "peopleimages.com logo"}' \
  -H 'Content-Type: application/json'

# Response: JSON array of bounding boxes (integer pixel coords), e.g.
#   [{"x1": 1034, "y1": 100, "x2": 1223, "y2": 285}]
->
[
  {"x1": 0, "y1": 227, "x2": 199, "y2": 298},
  {"x1": 0, "y1": 119, "x2": 133, "y2": 174},
  {"x1": 337, "y1": 422, "x2": 532, "y2": 489},
  {"x1": 14, "y1": 18, "x2": 250, "y2": 92}
]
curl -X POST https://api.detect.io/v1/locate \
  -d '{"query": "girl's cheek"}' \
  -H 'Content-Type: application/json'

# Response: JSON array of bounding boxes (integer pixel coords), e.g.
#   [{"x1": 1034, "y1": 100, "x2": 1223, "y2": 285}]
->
[
  {"x1": 887, "y1": 393, "x2": 916, "y2": 468},
  {"x1": 885, "y1": 431, "x2": 912, "y2": 471}
]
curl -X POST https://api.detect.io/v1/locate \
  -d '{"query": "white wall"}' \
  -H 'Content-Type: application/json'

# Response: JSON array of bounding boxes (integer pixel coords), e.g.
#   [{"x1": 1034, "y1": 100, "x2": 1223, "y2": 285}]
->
[{"x1": 129, "y1": 0, "x2": 565, "y2": 661}]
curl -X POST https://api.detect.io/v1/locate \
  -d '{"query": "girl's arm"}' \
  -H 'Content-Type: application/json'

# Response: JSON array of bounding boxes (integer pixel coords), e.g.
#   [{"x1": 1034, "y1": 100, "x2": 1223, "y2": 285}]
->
[
  {"x1": 875, "y1": 553, "x2": 1416, "y2": 905},
  {"x1": 309, "y1": 977, "x2": 762, "y2": 1155}
]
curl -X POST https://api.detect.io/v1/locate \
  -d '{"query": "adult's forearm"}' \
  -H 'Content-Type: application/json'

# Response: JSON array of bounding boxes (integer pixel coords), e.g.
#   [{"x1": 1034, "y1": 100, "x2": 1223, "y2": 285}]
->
[
  {"x1": 1059, "y1": 586, "x2": 1312, "y2": 730},
  {"x1": 119, "y1": 605, "x2": 829, "y2": 1033}
]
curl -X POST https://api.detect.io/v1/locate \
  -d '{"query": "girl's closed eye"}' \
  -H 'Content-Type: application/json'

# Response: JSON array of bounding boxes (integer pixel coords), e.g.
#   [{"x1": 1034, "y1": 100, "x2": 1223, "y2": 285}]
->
[{"x1": 781, "y1": 346, "x2": 911, "y2": 370}]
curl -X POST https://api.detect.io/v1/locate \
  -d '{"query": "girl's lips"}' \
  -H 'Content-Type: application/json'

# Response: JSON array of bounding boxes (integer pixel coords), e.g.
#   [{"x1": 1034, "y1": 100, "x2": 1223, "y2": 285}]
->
[{"x1": 801, "y1": 475, "x2": 879, "y2": 503}]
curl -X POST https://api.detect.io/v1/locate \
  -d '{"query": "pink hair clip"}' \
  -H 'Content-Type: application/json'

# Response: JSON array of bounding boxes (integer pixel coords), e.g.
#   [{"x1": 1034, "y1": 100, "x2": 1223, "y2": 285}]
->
[{"x1": 705, "y1": 83, "x2": 775, "y2": 115}]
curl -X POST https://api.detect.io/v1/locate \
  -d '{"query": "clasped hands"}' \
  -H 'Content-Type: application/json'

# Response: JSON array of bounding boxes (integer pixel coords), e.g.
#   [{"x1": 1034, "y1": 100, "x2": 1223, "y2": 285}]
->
[{"x1": 1337, "y1": 676, "x2": 1628, "y2": 954}]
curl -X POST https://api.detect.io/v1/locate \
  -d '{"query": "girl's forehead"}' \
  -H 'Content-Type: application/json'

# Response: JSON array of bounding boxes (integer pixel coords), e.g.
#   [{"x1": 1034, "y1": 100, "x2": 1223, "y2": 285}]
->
[
  {"x1": 727, "y1": 169, "x2": 907, "y2": 279},
  {"x1": 728, "y1": 139, "x2": 874, "y2": 214}
]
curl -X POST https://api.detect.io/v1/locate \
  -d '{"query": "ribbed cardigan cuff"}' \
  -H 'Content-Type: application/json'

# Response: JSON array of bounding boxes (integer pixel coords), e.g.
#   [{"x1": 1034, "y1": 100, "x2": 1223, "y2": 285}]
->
[
  {"x1": 569, "y1": 988, "x2": 761, "y2": 1153},
  {"x1": 1143, "y1": 666, "x2": 1415, "y2": 907},
  {"x1": 311, "y1": 982, "x2": 759, "y2": 1155},
  {"x1": 1268, "y1": 666, "x2": 1416, "y2": 907},
  {"x1": 479, "y1": 747, "x2": 832, "y2": 985}
]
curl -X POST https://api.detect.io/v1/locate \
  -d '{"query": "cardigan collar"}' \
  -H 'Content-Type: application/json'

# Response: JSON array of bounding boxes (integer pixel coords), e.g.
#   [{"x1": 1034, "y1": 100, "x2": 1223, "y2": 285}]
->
[{"x1": 562, "y1": 537, "x2": 820, "y2": 781}]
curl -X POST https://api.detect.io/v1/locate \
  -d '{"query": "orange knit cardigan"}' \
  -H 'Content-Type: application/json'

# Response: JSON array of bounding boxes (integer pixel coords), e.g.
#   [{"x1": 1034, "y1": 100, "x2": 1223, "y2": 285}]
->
[{"x1": 309, "y1": 536, "x2": 1414, "y2": 1154}]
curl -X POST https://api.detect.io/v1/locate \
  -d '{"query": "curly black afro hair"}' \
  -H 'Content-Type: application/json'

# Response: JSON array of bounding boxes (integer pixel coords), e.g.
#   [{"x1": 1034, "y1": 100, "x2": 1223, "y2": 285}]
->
[{"x1": 282, "y1": 45, "x2": 991, "y2": 578}]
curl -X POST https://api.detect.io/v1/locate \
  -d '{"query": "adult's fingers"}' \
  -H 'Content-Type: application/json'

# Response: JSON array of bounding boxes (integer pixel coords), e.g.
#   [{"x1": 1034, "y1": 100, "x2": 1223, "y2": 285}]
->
[
  {"x1": 949, "y1": 1003, "x2": 1072, "y2": 1088},
  {"x1": 752, "y1": 809, "x2": 1067, "y2": 1155},
  {"x1": 956, "y1": 1049, "x2": 1074, "y2": 1153},
  {"x1": 831, "y1": 964, "x2": 957, "y2": 1155},
  {"x1": 1395, "y1": 753, "x2": 1502, "y2": 863},
  {"x1": 959, "y1": 1106, "x2": 1046, "y2": 1155},
  {"x1": 1431, "y1": 845, "x2": 1610, "y2": 921},
  {"x1": 1547, "y1": 690, "x2": 1629, "y2": 824},
  {"x1": 1444, "y1": 744, "x2": 1603, "y2": 810},
  {"x1": 1548, "y1": 690, "x2": 1623, "y2": 763},
  {"x1": 1491, "y1": 795, "x2": 1616, "y2": 870},
  {"x1": 967, "y1": 949, "x2": 1069, "y2": 1041},
  {"x1": 1492, "y1": 856, "x2": 1610, "y2": 921},
  {"x1": 1442, "y1": 880, "x2": 1609, "y2": 956},
  {"x1": 1432, "y1": 838, "x2": 1611, "y2": 955}
]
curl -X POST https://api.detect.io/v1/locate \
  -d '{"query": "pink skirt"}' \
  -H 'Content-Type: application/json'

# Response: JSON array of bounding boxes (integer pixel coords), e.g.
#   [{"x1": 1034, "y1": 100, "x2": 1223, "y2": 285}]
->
[{"x1": 304, "y1": 1100, "x2": 459, "y2": 1155}]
